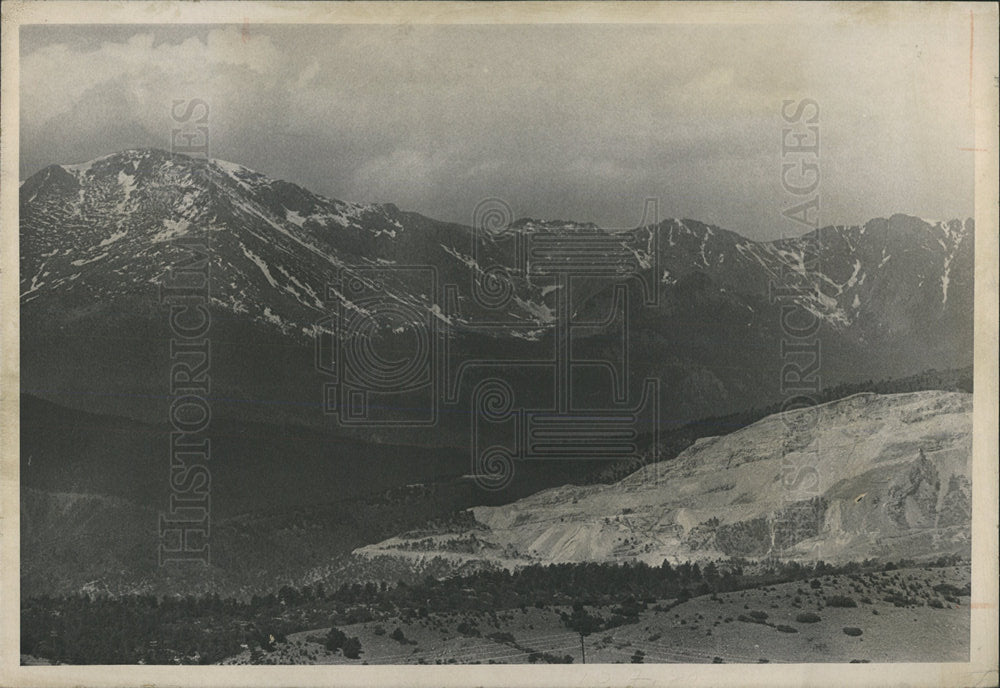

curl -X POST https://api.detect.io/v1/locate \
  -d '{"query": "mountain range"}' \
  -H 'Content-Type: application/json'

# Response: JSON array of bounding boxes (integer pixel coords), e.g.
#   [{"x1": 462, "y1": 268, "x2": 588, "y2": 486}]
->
[
  {"x1": 17, "y1": 149, "x2": 976, "y2": 595},
  {"x1": 20, "y1": 149, "x2": 974, "y2": 441}
]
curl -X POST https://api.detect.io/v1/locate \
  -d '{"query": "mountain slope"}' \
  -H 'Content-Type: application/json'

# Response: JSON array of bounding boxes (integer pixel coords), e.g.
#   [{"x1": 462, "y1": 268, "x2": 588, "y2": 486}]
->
[
  {"x1": 19, "y1": 149, "x2": 974, "y2": 437},
  {"x1": 20, "y1": 150, "x2": 973, "y2": 344},
  {"x1": 358, "y1": 391, "x2": 972, "y2": 567}
]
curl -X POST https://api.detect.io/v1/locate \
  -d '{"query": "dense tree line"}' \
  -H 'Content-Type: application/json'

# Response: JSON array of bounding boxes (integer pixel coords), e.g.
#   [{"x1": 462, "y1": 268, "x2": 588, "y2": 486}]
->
[{"x1": 21, "y1": 553, "x2": 964, "y2": 664}]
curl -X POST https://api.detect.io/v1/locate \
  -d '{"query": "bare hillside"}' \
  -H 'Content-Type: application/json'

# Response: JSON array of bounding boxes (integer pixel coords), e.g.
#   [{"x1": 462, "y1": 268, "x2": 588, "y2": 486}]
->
[{"x1": 359, "y1": 391, "x2": 972, "y2": 567}]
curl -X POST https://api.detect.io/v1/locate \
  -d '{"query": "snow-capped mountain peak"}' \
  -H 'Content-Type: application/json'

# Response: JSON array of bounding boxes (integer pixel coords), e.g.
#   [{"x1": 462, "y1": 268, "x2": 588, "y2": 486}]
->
[{"x1": 19, "y1": 151, "x2": 973, "y2": 429}]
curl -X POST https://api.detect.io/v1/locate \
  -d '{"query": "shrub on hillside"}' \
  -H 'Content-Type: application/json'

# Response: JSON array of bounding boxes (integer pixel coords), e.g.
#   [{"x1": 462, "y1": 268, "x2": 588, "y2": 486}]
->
[
  {"x1": 933, "y1": 582, "x2": 971, "y2": 597},
  {"x1": 325, "y1": 627, "x2": 347, "y2": 652},
  {"x1": 826, "y1": 595, "x2": 858, "y2": 608},
  {"x1": 883, "y1": 593, "x2": 918, "y2": 607},
  {"x1": 342, "y1": 637, "x2": 362, "y2": 659},
  {"x1": 776, "y1": 625, "x2": 798, "y2": 633},
  {"x1": 457, "y1": 621, "x2": 480, "y2": 637},
  {"x1": 796, "y1": 612, "x2": 821, "y2": 623},
  {"x1": 529, "y1": 651, "x2": 574, "y2": 664},
  {"x1": 842, "y1": 627, "x2": 863, "y2": 637}
]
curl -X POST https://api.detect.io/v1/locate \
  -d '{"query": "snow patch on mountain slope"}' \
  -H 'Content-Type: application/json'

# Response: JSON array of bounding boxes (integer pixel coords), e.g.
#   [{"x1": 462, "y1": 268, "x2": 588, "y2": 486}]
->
[
  {"x1": 440, "y1": 244, "x2": 479, "y2": 270},
  {"x1": 428, "y1": 304, "x2": 452, "y2": 325},
  {"x1": 512, "y1": 295, "x2": 556, "y2": 324},
  {"x1": 845, "y1": 259, "x2": 862, "y2": 288},
  {"x1": 240, "y1": 244, "x2": 279, "y2": 288},
  {"x1": 261, "y1": 306, "x2": 291, "y2": 332},
  {"x1": 213, "y1": 158, "x2": 260, "y2": 192},
  {"x1": 940, "y1": 220, "x2": 968, "y2": 306},
  {"x1": 628, "y1": 243, "x2": 655, "y2": 270},
  {"x1": 70, "y1": 253, "x2": 108, "y2": 267},
  {"x1": 326, "y1": 287, "x2": 374, "y2": 318},
  {"x1": 60, "y1": 151, "x2": 118, "y2": 176},
  {"x1": 99, "y1": 229, "x2": 129, "y2": 247},
  {"x1": 509, "y1": 328, "x2": 547, "y2": 341},
  {"x1": 116, "y1": 170, "x2": 137, "y2": 210},
  {"x1": 275, "y1": 264, "x2": 323, "y2": 310},
  {"x1": 150, "y1": 219, "x2": 190, "y2": 243},
  {"x1": 21, "y1": 267, "x2": 48, "y2": 299}
]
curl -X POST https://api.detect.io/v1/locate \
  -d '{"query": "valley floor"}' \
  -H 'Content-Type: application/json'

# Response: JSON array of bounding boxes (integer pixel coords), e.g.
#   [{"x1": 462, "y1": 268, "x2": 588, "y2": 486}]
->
[{"x1": 219, "y1": 564, "x2": 970, "y2": 665}]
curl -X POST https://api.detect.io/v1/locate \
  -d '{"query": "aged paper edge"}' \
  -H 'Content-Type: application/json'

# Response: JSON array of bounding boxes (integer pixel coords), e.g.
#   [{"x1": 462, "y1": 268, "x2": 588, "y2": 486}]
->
[{"x1": 1, "y1": 2, "x2": 997, "y2": 687}]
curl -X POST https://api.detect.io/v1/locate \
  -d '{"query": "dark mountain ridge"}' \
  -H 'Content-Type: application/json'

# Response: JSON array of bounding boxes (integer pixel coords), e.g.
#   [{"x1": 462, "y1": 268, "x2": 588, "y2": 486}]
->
[{"x1": 20, "y1": 149, "x2": 974, "y2": 443}]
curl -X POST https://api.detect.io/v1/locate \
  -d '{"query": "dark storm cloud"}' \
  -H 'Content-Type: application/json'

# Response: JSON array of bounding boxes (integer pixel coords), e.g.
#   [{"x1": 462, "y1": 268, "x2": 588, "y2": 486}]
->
[{"x1": 19, "y1": 19, "x2": 974, "y2": 240}]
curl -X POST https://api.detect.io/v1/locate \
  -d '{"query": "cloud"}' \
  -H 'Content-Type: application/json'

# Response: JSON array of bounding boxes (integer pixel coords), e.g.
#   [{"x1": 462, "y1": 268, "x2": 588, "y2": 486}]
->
[
  {"x1": 19, "y1": 20, "x2": 975, "y2": 240},
  {"x1": 22, "y1": 28, "x2": 286, "y2": 128},
  {"x1": 350, "y1": 149, "x2": 452, "y2": 202}
]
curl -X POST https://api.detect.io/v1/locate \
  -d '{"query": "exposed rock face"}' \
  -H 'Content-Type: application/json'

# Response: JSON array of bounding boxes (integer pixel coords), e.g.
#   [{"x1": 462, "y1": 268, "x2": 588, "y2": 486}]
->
[{"x1": 359, "y1": 391, "x2": 972, "y2": 567}]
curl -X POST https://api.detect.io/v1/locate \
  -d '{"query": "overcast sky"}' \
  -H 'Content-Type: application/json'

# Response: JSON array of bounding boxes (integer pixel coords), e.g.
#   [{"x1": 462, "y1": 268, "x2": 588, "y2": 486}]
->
[{"x1": 20, "y1": 16, "x2": 975, "y2": 240}]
